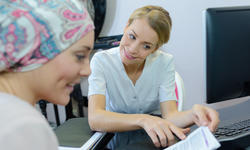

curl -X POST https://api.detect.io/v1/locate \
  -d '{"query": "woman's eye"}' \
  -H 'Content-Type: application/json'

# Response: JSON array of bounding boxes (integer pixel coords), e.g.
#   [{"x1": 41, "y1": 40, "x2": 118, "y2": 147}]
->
[
  {"x1": 144, "y1": 45, "x2": 151, "y2": 49},
  {"x1": 76, "y1": 54, "x2": 85, "y2": 61},
  {"x1": 129, "y1": 34, "x2": 136, "y2": 40}
]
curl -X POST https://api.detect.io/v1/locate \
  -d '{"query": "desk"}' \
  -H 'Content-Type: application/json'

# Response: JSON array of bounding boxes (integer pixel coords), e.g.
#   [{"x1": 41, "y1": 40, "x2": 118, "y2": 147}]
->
[
  {"x1": 116, "y1": 142, "x2": 160, "y2": 150},
  {"x1": 114, "y1": 100, "x2": 250, "y2": 150}
]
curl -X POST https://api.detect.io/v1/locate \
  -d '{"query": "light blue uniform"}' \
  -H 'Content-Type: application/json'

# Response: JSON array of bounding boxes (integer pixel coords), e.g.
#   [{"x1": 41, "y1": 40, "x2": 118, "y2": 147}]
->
[{"x1": 88, "y1": 47, "x2": 177, "y2": 149}]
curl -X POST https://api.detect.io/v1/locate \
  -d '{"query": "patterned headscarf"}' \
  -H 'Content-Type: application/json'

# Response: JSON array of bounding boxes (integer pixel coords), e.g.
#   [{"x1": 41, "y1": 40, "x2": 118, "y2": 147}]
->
[{"x1": 0, "y1": 0, "x2": 94, "y2": 72}]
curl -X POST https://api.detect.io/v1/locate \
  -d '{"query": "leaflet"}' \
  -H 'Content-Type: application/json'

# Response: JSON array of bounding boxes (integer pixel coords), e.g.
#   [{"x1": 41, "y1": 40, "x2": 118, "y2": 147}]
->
[{"x1": 165, "y1": 126, "x2": 221, "y2": 150}]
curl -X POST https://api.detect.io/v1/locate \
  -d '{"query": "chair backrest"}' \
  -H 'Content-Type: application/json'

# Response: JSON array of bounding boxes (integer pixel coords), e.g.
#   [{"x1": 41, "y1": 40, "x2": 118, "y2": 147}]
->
[{"x1": 175, "y1": 72, "x2": 185, "y2": 111}]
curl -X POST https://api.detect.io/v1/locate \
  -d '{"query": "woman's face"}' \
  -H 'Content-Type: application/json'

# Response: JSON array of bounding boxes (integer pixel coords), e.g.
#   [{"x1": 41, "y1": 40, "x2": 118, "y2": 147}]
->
[
  {"x1": 35, "y1": 31, "x2": 94, "y2": 105},
  {"x1": 120, "y1": 18, "x2": 159, "y2": 66}
]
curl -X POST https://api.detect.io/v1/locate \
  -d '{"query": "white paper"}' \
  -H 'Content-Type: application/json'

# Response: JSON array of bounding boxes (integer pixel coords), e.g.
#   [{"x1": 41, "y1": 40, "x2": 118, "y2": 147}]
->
[
  {"x1": 58, "y1": 147, "x2": 80, "y2": 150},
  {"x1": 165, "y1": 126, "x2": 221, "y2": 150},
  {"x1": 58, "y1": 132, "x2": 105, "y2": 150}
]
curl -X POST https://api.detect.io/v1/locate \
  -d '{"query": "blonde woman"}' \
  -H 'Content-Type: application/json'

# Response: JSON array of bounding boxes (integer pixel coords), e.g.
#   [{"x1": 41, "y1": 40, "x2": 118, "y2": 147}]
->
[
  {"x1": 0, "y1": 1, "x2": 94, "y2": 150},
  {"x1": 88, "y1": 5, "x2": 219, "y2": 149}
]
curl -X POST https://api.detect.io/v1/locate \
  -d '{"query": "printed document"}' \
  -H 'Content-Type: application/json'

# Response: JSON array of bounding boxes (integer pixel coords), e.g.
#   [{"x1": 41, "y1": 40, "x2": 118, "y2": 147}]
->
[{"x1": 165, "y1": 126, "x2": 221, "y2": 150}]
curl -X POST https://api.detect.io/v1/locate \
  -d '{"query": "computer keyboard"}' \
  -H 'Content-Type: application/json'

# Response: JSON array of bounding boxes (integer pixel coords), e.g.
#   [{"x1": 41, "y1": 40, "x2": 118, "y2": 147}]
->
[{"x1": 214, "y1": 118, "x2": 250, "y2": 142}]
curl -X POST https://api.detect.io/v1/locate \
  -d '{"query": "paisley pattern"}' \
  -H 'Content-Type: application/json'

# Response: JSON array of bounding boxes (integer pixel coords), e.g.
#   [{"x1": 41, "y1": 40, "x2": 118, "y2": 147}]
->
[{"x1": 0, "y1": 0, "x2": 94, "y2": 72}]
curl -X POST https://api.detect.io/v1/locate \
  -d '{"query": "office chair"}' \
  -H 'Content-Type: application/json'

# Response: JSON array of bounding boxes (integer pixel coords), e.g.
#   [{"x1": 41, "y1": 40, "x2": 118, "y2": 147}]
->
[
  {"x1": 37, "y1": 84, "x2": 88, "y2": 128},
  {"x1": 175, "y1": 71, "x2": 185, "y2": 111},
  {"x1": 54, "y1": 72, "x2": 185, "y2": 150}
]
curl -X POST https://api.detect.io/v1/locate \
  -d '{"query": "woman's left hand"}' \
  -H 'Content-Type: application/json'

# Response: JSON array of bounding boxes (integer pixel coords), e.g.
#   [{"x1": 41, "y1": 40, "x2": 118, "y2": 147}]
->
[{"x1": 191, "y1": 104, "x2": 220, "y2": 132}]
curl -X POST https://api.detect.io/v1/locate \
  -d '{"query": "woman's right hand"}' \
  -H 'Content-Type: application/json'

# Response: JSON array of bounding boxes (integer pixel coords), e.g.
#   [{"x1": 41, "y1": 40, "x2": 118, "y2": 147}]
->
[{"x1": 139, "y1": 115, "x2": 190, "y2": 148}]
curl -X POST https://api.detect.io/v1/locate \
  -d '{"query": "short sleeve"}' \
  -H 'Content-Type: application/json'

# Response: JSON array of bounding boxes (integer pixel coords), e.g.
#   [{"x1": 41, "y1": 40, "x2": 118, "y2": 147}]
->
[
  {"x1": 159, "y1": 56, "x2": 177, "y2": 102},
  {"x1": 88, "y1": 53, "x2": 106, "y2": 96}
]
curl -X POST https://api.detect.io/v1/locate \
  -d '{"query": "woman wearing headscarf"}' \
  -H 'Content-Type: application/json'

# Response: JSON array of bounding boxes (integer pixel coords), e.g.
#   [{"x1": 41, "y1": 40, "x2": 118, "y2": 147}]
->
[{"x1": 0, "y1": 1, "x2": 94, "y2": 150}]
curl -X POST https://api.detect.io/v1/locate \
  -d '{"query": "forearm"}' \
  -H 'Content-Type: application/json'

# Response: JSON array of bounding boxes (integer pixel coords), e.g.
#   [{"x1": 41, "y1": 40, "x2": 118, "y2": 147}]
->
[
  {"x1": 164, "y1": 110, "x2": 194, "y2": 128},
  {"x1": 163, "y1": 104, "x2": 220, "y2": 132},
  {"x1": 88, "y1": 108, "x2": 148, "y2": 132},
  {"x1": 160, "y1": 101, "x2": 194, "y2": 128}
]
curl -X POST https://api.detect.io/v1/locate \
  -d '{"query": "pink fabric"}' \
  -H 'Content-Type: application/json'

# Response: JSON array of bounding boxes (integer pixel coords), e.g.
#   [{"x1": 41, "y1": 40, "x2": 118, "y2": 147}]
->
[{"x1": 175, "y1": 83, "x2": 179, "y2": 106}]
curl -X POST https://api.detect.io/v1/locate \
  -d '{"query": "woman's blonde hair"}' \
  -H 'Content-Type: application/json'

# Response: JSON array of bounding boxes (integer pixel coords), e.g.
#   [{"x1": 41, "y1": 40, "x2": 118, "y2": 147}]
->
[{"x1": 128, "y1": 5, "x2": 172, "y2": 49}]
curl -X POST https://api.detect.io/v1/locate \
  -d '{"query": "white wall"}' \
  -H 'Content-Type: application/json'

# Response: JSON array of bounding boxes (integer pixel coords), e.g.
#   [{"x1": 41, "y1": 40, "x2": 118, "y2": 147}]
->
[{"x1": 97, "y1": 0, "x2": 250, "y2": 110}]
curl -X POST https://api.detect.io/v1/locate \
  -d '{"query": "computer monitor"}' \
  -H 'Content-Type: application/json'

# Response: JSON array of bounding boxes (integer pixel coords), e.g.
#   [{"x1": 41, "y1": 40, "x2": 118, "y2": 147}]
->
[{"x1": 204, "y1": 6, "x2": 250, "y2": 104}]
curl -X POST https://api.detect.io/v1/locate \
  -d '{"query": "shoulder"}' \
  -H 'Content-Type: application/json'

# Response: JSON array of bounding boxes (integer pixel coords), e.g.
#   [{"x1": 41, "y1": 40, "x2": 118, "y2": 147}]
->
[
  {"x1": 0, "y1": 93, "x2": 43, "y2": 120},
  {"x1": 149, "y1": 50, "x2": 174, "y2": 66},
  {"x1": 154, "y1": 50, "x2": 174, "y2": 60},
  {"x1": 0, "y1": 121, "x2": 58, "y2": 150},
  {"x1": 91, "y1": 47, "x2": 120, "y2": 67},
  {"x1": 0, "y1": 93, "x2": 58, "y2": 149},
  {"x1": 92, "y1": 47, "x2": 119, "y2": 60}
]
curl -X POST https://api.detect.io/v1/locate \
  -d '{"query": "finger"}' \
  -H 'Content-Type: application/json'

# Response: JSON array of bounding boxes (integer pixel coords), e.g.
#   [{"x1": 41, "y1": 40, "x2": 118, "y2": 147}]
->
[
  {"x1": 154, "y1": 127, "x2": 167, "y2": 147},
  {"x1": 193, "y1": 115, "x2": 202, "y2": 126},
  {"x1": 182, "y1": 128, "x2": 191, "y2": 134},
  {"x1": 207, "y1": 110, "x2": 220, "y2": 132},
  {"x1": 146, "y1": 129, "x2": 161, "y2": 148},
  {"x1": 168, "y1": 124, "x2": 186, "y2": 140},
  {"x1": 193, "y1": 108, "x2": 209, "y2": 126},
  {"x1": 162, "y1": 126, "x2": 176, "y2": 146}
]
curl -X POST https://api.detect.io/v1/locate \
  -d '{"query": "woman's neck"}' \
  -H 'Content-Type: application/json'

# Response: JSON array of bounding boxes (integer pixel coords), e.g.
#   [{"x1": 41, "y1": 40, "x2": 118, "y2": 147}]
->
[
  {"x1": 124, "y1": 61, "x2": 145, "y2": 74},
  {"x1": 0, "y1": 72, "x2": 37, "y2": 106},
  {"x1": 123, "y1": 61, "x2": 145, "y2": 85}
]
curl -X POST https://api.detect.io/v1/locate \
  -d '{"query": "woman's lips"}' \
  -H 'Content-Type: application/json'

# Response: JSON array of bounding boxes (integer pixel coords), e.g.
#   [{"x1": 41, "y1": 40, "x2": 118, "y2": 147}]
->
[
  {"x1": 124, "y1": 48, "x2": 135, "y2": 60},
  {"x1": 66, "y1": 85, "x2": 74, "y2": 93},
  {"x1": 66, "y1": 83, "x2": 76, "y2": 93}
]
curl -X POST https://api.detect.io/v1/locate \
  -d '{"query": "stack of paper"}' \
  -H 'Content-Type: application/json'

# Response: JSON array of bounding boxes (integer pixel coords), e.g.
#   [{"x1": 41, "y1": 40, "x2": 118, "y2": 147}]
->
[{"x1": 165, "y1": 126, "x2": 221, "y2": 150}]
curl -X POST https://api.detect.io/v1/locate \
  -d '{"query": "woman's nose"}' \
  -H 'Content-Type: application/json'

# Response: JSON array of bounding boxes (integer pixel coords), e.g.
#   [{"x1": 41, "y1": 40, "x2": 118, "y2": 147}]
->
[
  {"x1": 79, "y1": 61, "x2": 91, "y2": 77},
  {"x1": 129, "y1": 42, "x2": 140, "y2": 54}
]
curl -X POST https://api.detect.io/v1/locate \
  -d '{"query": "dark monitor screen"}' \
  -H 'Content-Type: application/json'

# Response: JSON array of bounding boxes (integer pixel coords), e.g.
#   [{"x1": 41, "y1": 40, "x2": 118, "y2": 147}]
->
[{"x1": 205, "y1": 6, "x2": 250, "y2": 103}]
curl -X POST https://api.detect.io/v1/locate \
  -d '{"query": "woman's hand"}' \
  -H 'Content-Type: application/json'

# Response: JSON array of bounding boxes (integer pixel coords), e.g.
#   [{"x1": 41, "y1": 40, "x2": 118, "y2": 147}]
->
[
  {"x1": 191, "y1": 104, "x2": 220, "y2": 132},
  {"x1": 139, "y1": 115, "x2": 190, "y2": 148}
]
